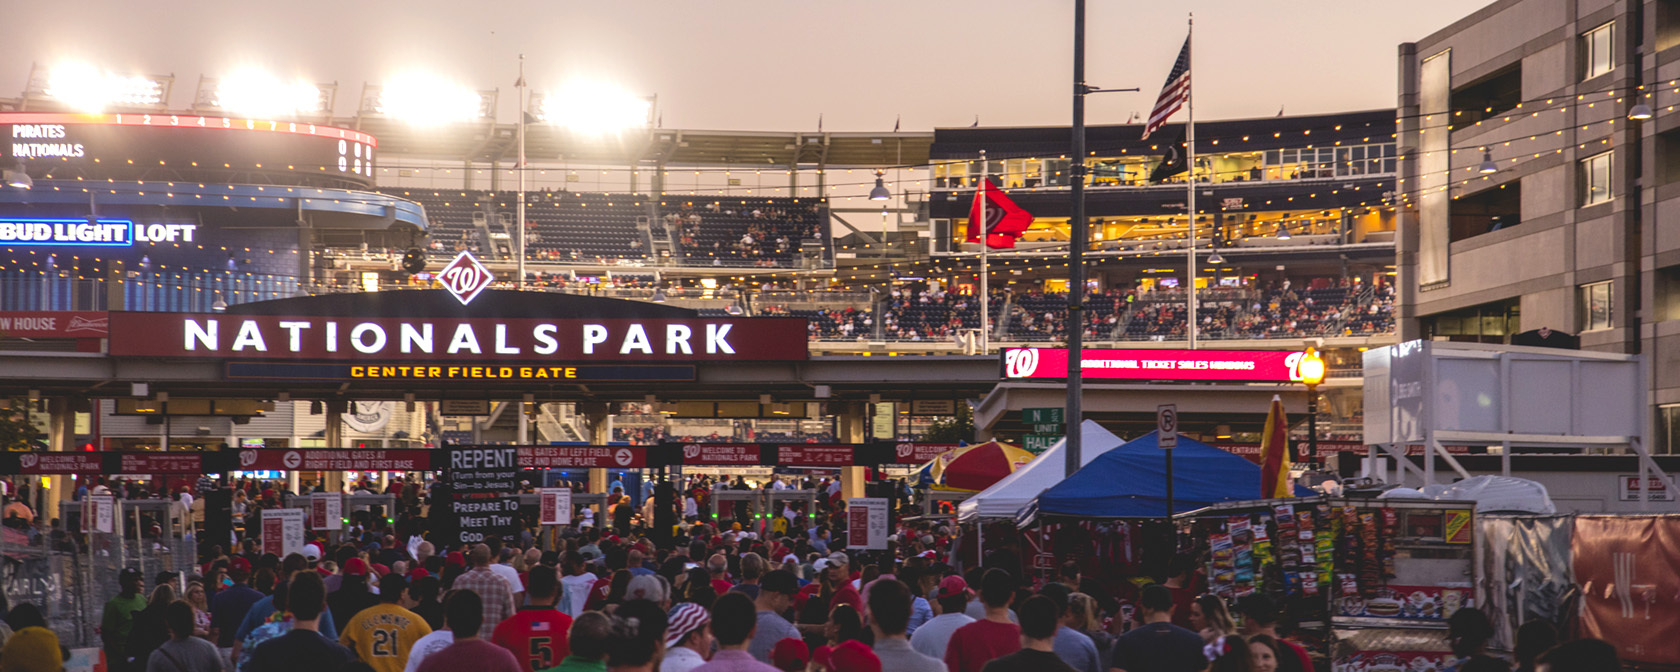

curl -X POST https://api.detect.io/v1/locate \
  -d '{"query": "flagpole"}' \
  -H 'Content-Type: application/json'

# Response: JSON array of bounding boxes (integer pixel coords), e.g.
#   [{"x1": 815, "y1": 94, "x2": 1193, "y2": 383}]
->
[
  {"x1": 979, "y1": 149, "x2": 990, "y2": 354},
  {"x1": 516, "y1": 54, "x2": 527, "y2": 290},
  {"x1": 1185, "y1": 15, "x2": 1197, "y2": 350}
]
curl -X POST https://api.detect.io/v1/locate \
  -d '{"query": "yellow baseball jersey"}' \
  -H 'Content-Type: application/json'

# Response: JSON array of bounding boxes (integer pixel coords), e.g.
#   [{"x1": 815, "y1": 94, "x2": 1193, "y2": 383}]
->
[{"x1": 339, "y1": 602, "x2": 433, "y2": 672}]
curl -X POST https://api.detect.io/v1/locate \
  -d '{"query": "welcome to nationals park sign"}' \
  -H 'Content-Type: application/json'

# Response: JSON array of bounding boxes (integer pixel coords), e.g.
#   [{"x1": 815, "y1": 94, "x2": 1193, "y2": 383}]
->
[{"x1": 0, "y1": 443, "x2": 961, "y2": 475}]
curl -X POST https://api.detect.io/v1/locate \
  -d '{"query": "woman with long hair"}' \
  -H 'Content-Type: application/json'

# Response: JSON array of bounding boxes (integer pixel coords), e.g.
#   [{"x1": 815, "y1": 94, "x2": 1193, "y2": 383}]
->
[
  {"x1": 183, "y1": 581, "x2": 213, "y2": 639},
  {"x1": 1189, "y1": 594, "x2": 1238, "y2": 642},
  {"x1": 1069, "y1": 593, "x2": 1116, "y2": 663},
  {"x1": 1247, "y1": 633, "x2": 1282, "y2": 672},
  {"x1": 604, "y1": 569, "x2": 634, "y2": 609},
  {"x1": 1207, "y1": 634, "x2": 1253, "y2": 672}
]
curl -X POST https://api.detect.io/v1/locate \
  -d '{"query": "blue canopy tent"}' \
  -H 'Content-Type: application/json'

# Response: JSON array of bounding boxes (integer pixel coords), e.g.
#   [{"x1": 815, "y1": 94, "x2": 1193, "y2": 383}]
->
[{"x1": 1018, "y1": 430, "x2": 1312, "y2": 525}]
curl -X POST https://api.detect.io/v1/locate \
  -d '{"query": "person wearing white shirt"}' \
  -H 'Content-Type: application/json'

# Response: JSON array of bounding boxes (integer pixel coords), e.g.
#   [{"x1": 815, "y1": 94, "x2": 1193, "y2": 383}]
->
[
  {"x1": 403, "y1": 628, "x2": 454, "y2": 672},
  {"x1": 911, "y1": 576, "x2": 978, "y2": 660},
  {"x1": 559, "y1": 553, "x2": 597, "y2": 617},
  {"x1": 488, "y1": 550, "x2": 524, "y2": 597}
]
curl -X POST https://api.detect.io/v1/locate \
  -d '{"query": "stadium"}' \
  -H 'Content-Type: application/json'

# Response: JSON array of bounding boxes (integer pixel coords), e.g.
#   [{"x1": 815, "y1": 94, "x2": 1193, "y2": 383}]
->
[{"x1": 0, "y1": 61, "x2": 1395, "y2": 458}]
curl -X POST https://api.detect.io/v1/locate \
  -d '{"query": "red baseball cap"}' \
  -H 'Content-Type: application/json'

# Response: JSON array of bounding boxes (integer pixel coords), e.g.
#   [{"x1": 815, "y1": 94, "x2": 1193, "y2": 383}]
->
[
  {"x1": 772, "y1": 638, "x2": 809, "y2": 669},
  {"x1": 445, "y1": 552, "x2": 466, "y2": 568},
  {"x1": 814, "y1": 641, "x2": 879, "y2": 672},
  {"x1": 343, "y1": 558, "x2": 370, "y2": 577},
  {"x1": 229, "y1": 556, "x2": 252, "y2": 573},
  {"x1": 936, "y1": 575, "x2": 971, "y2": 599}
]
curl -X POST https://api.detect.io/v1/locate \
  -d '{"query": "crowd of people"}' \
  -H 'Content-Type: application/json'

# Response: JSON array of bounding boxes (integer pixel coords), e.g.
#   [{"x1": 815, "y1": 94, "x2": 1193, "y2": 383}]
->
[
  {"x1": 770, "y1": 279, "x2": 1394, "y2": 344},
  {"x1": 0, "y1": 469, "x2": 1634, "y2": 672}
]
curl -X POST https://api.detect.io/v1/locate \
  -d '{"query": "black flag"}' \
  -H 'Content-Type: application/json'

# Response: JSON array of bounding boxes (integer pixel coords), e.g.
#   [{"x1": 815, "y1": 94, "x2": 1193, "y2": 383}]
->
[{"x1": 1149, "y1": 127, "x2": 1189, "y2": 183}]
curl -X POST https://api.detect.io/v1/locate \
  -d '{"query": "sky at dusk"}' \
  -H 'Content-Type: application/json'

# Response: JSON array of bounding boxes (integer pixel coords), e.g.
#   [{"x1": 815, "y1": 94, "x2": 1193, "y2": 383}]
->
[{"x1": 7, "y1": 0, "x2": 1484, "y2": 131}]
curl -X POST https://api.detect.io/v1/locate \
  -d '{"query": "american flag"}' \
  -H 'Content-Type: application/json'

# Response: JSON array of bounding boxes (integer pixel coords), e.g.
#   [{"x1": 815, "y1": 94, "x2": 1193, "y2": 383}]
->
[{"x1": 1141, "y1": 35, "x2": 1191, "y2": 141}]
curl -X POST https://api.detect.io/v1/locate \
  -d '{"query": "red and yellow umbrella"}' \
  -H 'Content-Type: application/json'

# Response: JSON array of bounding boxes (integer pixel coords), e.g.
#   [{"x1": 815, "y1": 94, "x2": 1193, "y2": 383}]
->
[{"x1": 918, "y1": 441, "x2": 1037, "y2": 492}]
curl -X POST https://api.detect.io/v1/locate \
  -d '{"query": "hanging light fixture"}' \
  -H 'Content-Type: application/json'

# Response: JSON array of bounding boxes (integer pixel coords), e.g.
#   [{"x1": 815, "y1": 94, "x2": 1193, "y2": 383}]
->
[
  {"x1": 1277, "y1": 223, "x2": 1293, "y2": 240},
  {"x1": 724, "y1": 303, "x2": 744, "y2": 316},
  {"x1": 869, "y1": 170, "x2": 891, "y2": 201},
  {"x1": 1207, "y1": 249, "x2": 1225, "y2": 264},
  {"x1": 1630, "y1": 103, "x2": 1655, "y2": 120},
  {"x1": 3, "y1": 162, "x2": 31, "y2": 190},
  {"x1": 1478, "y1": 150, "x2": 1498, "y2": 174},
  {"x1": 650, "y1": 288, "x2": 667, "y2": 303}
]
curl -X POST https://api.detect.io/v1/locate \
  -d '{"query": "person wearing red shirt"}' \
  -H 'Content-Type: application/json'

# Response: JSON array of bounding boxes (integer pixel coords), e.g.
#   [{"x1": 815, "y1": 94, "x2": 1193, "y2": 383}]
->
[
  {"x1": 943, "y1": 569, "x2": 1021, "y2": 672},
  {"x1": 492, "y1": 566, "x2": 572, "y2": 672},
  {"x1": 1237, "y1": 594, "x2": 1315, "y2": 672}
]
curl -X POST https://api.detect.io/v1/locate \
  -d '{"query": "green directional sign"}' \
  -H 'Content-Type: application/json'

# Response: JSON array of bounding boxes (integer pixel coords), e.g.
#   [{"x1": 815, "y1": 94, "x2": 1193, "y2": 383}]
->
[
  {"x1": 1021, "y1": 407, "x2": 1065, "y2": 424},
  {"x1": 1033, "y1": 424, "x2": 1064, "y2": 434},
  {"x1": 1023, "y1": 434, "x2": 1061, "y2": 453}
]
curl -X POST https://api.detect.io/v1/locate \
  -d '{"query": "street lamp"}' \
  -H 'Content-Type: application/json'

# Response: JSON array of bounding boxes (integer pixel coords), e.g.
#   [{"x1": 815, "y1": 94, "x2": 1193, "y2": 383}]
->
[{"x1": 1299, "y1": 347, "x2": 1327, "y2": 466}]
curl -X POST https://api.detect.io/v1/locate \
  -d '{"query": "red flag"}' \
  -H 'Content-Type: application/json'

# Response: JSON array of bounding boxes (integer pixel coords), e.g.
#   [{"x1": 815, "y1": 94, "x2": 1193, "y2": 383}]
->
[
  {"x1": 966, "y1": 178, "x2": 1034, "y2": 249},
  {"x1": 1258, "y1": 395, "x2": 1292, "y2": 498}
]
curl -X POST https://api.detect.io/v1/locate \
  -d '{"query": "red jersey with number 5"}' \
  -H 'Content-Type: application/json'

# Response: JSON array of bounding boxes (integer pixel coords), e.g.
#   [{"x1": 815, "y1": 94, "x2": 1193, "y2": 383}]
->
[{"x1": 491, "y1": 606, "x2": 574, "y2": 672}]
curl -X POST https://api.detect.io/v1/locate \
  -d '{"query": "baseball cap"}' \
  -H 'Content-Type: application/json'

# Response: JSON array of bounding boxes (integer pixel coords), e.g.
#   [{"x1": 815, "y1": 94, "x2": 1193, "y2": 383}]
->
[
  {"x1": 665, "y1": 603, "x2": 711, "y2": 648},
  {"x1": 826, "y1": 551, "x2": 849, "y2": 567},
  {"x1": 445, "y1": 552, "x2": 467, "y2": 568},
  {"x1": 780, "y1": 554, "x2": 799, "y2": 565},
  {"x1": 343, "y1": 558, "x2": 370, "y2": 576},
  {"x1": 813, "y1": 559, "x2": 831, "y2": 571},
  {"x1": 936, "y1": 575, "x2": 971, "y2": 599},
  {"x1": 228, "y1": 556, "x2": 252, "y2": 573},
  {"x1": 119, "y1": 568, "x2": 143, "y2": 583},
  {"x1": 772, "y1": 638, "x2": 810, "y2": 669},
  {"x1": 302, "y1": 544, "x2": 322, "y2": 562},
  {"x1": 917, "y1": 550, "x2": 937, "y2": 560},
  {"x1": 814, "y1": 640, "x2": 880, "y2": 672}
]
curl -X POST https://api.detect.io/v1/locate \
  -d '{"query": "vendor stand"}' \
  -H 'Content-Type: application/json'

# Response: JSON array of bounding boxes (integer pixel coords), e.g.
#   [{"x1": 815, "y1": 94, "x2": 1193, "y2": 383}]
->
[{"x1": 1176, "y1": 496, "x2": 1477, "y2": 672}]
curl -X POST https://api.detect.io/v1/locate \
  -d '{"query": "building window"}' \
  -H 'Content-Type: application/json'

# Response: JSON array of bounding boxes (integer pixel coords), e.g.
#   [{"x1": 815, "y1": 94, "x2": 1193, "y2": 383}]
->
[
  {"x1": 1582, "y1": 151, "x2": 1613, "y2": 205},
  {"x1": 1580, "y1": 281, "x2": 1613, "y2": 331},
  {"x1": 1660, "y1": 404, "x2": 1680, "y2": 454},
  {"x1": 1584, "y1": 22, "x2": 1615, "y2": 77},
  {"x1": 1583, "y1": 22, "x2": 1614, "y2": 79}
]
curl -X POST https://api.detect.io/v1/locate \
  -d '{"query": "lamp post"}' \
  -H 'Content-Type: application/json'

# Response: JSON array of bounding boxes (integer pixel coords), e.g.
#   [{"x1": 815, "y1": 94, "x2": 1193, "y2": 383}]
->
[{"x1": 1299, "y1": 347, "x2": 1326, "y2": 467}]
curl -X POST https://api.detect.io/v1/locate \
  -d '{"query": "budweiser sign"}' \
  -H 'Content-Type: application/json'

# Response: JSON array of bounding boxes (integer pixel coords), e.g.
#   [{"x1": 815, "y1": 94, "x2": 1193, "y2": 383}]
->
[{"x1": 0, "y1": 311, "x2": 109, "y2": 337}]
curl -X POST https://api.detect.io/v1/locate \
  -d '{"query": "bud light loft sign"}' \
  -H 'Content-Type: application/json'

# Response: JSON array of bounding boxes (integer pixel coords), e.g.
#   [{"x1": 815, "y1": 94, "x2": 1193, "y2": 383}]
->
[
  {"x1": 438, "y1": 251, "x2": 494, "y2": 305},
  {"x1": 0, "y1": 218, "x2": 198, "y2": 247}
]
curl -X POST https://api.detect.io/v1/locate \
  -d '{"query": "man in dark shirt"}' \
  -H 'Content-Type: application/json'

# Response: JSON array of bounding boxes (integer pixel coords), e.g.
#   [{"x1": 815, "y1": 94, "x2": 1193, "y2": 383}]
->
[
  {"x1": 250, "y1": 571, "x2": 354, "y2": 672},
  {"x1": 1108, "y1": 585, "x2": 1206, "y2": 672},
  {"x1": 210, "y1": 565, "x2": 263, "y2": 647},
  {"x1": 982, "y1": 595, "x2": 1076, "y2": 672}
]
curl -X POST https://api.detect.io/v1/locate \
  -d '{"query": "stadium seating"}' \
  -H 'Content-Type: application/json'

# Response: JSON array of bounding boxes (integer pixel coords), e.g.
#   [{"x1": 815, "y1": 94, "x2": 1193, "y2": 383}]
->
[{"x1": 662, "y1": 197, "x2": 826, "y2": 267}]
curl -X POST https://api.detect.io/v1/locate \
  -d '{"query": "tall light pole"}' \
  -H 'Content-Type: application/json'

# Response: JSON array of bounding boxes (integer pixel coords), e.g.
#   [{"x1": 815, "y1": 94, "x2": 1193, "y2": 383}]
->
[
  {"x1": 1066, "y1": 0, "x2": 1138, "y2": 477},
  {"x1": 515, "y1": 54, "x2": 527, "y2": 290},
  {"x1": 1299, "y1": 347, "x2": 1326, "y2": 467}
]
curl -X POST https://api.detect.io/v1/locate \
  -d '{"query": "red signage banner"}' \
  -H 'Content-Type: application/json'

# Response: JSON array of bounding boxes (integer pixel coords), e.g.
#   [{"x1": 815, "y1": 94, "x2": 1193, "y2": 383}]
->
[
  {"x1": 0, "y1": 311, "x2": 109, "y2": 337},
  {"x1": 119, "y1": 453, "x2": 203, "y2": 474},
  {"x1": 1003, "y1": 347, "x2": 1310, "y2": 382},
  {"x1": 518, "y1": 445, "x2": 646, "y2": 469},
  {"x1": 777, "y1": 444, "x2": 855, "y2": 466},
  {"x1": 680, "y1": 443, "x2": 762, "y2": 466},
  {"x1": 108, "y1": 313, "x2": 809, "y2": 362},
  {"x1": 17, "y1": 453, "x2": 101, "y2": 474},
  {"x1": 1572, "y1": 515, "x2": 1680, "y2": 669},
  {"x1": 236, "y1": 449, "x2": 432, "y2": 471},
  {"x1": 888, "y1": 442, "x2": 961, "y2": 464}
]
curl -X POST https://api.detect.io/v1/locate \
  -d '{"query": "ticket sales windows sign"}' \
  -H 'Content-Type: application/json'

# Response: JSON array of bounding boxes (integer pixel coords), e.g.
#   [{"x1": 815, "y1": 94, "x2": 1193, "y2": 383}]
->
[{"x1": 1003, "y1": 347, "x2": 1311, "y2": 382}]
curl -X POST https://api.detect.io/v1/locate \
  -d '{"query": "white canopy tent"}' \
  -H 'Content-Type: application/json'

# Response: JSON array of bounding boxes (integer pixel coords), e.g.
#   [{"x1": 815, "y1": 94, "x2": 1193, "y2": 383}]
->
[{"x1": 957, "y1": 420, "x2": 1125, "y2": 523}]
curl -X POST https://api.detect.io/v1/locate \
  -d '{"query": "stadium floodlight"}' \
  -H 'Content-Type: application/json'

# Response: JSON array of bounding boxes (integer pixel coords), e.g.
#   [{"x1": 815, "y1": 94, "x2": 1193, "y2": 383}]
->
[
  {"x1": 869, "y1": 170, "x2": 891, "y2": 200},
  {"x1": 373, "y1": 73, "x2": 483, "y2": 125},
  {"x1": 44, "y1": 63, "x2": 167, "y2": 112},
  {"x1": 536, "y1": 81, "x2": 653, "y2": 134},
  {"x1": 211, "y1": 70, "x2": 323, "y2": 118}
]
